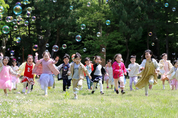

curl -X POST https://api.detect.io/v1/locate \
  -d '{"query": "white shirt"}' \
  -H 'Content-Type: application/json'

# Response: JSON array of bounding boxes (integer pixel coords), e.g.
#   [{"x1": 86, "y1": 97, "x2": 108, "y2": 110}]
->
[
  {"x1": 94, "y1": 64, "x2": 102, "y2": 76},
  {"x1": 140, "y1": 59, "x2": 159, "y2": 70},
  {"x1": 128, "y1": 63, "x2": 140, "y2": 77}
]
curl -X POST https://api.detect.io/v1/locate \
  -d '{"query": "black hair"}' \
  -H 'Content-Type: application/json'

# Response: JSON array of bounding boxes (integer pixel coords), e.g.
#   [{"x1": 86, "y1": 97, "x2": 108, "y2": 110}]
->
[
  {"x1": 107, "y1": 59, "x2": 112, "y2": 63},
  {"x1": 3, "y1": 56, "x2": 9, "y2": 61},
  {"x1": 42, "y1": 51, "x2": 51, "y2": 57},
  {"x1": 113, "y1": 53, "x2": 122, "y2": 61},
  {"x1": 74, "y1": 52, "x2": 81, "y2": 59},
  {"x1": 94, "y1": 55, "x2": 101, "y2": 60},
  {"x1": 63, "y1": 53, "x2": 70, "y2": 59},
  {"x1": 142, "y1": 49, "x2": 156, "y2": 60},
  {"x1": 172, "y1": 60, "x2": 178, "y2": 66},
  {"x1": 85, "y1": 57, "x2": 90, "y2": 62},
  {"x1": 161, "y1": 53, "x2": 167, "y2": 58},
  {"x1": 130, "y1": 55, "x2": 136, "y2": 59}
]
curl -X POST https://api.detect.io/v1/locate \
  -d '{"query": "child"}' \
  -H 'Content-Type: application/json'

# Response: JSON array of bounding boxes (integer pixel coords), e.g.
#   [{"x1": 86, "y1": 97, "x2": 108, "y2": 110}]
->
[
  {"x1": 11, "y1": 59, "x2": 19, "y2": 90},
  {"x1": 91, "y1": 56, "x2": 106, "y2": 94},
  {"x1": 57, "y1": 54, "x2": 71, "y2": 91},
  {"x1": 104, "y1": 59, "x2": 114, "y2": 89},
  {"x1": 159, "y1": 53, "x2": 173, "y2": 89},
  {"x1": 18, "y1": 55, "x2": 36, "y2": 94},
  {"x1": 135, "y1": 49, "x2": 159, "y2": 96},
  {"x1": 70, "y1": 52, "x2": 91, "y2": 99},
  {"x1": 112, "y1": 54, "x2": 127, "y2": 94},
  {"x1": 0, "y1": 56, "x2": 20, "y2": 96},
  {"x1": 33, "y1": 51, "x2": 59, "y2": 96},
  {"x1": 84, "y1": 57, "x2": 94, "y2": 90},
  {"x1": 167, "y1": 60, "x2": 178, "y2": 90},
  {"x1": 128, "y1": 55, "x2": 140, "y2": 91}
]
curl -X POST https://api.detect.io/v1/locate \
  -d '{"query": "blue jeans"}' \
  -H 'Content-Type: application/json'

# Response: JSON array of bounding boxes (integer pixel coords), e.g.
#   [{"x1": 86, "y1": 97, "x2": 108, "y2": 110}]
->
[{"x1": 86, "y1": 76, "x2": 92, "y2": 89}]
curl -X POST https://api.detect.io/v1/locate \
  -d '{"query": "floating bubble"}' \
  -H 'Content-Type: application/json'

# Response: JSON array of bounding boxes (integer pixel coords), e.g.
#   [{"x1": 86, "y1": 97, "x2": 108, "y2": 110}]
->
[
  {"x1": 97, "y1": 32, "x2": 101, "y2": 37},
  {"x1": 52, "y1": 45, "x2": 59, "y2": 52},
  {"x1": 106, "y1": 0, "x2": 108, "y2": 3},
  {"x1": 83, "y1": 48, "x2": 87, "y2": 52},
  {"x1": 2, "y1": 25, "x2": 10, "y2": 34},
  {"x1": 0, "y1": 6, "x2": 4, "y2": 14},
  {"x1": 10, "y1": 50, "x2": 15, "y2": 56},
  {"x1": 16, "y1": 37, "x2": 21, "y2": 43},
  {"x1": 26, "y1": 7, "x2": 32, "y2": 13},
  {"x1": 75, "y1": 35, "x2": 82, "y2": 42},
  {"x1": 26, "y1": 12, "x2": 31, "y2": 18},
  {"x1": 151, "y1": 42, "x2": 155, "y2": 46},
  {"x1": 6, "y1": 16, "x2": 13, "y2": 22},
  {"x1": 106, "y1": 20, "x2": 110, "y2": 25},
  {"x1": 87, "y1": 2, "x2": 91, "y2": 7},
  {"x1": 53, "y1": 0, "x2": 57, "y2": 2},
  {"x1": 13, "y1": 19, "x2": 17, "y2": 24},
  {"x1": 148, "y1": 32, "x2": 152, "y2": 36},
  {"x1": 46, "y1": 43, "x2": 49, "y2": 48},
  {"x1": 14, "y1": 25, "x2": 18, "y2": 30},
  {"x1": 81, "y1": 24, "x2": 86, "y2": 30},
  {"x1": 172, "y1": 53, "x2": 176, "y2": 55},
  {"x1": 62, "y1": 44, "x2": 67, "y2": 49},
  {"x1": 102, "y1": 48, "x2": 105, "y2": 52},
  {"x1": 13, "y1": 5, "x2": 22, "y2": 15},
  {"x1": 172, "y1": 7, "x2": 176, "y2": 12},
  {"x1": 16, "y1": 15, "x2": 22, "y2": 20},
  {"x1": 15, "y1": 2, "x2": 21, "y2": 6},
  {"x1": 0, "y1": 14, "x2": 2, "y2": 20},
  {"x1": 23, "y1": 0, "x2": 29, "y2": 5},
  {"x1": 32, "y1": 16, "x2": 36, "y2": 21},
  {"x1": 32, "y1": 45, "x2": 38, "y2": 51},
  {"x1": 70, "y1": 6, "x2": 73, "y2": 10},
  {"x1": 164, "y1": 3, "x2": 169, "y2": 7},
  {"x1": 24, "y1": 21, "x2": 29, "y2": 26},
  {"x1": 7, "y1": 48, "x2": 10, "y2": 51}
]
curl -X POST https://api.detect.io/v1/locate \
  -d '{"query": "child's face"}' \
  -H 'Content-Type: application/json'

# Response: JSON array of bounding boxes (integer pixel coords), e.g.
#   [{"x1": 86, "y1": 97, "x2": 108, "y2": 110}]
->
[
  {"x1": 174, "y1": 62, "x2": 178, "y2": 68},
  {"x1": 95, "y1": 57, "x2": 101, "y2": 64},
  {"x1": 12, "y1": 61, "x2": 17, "y2": 66},
  {"x1": 107, "y1": 62, "x2": 111, "y2": 67},
  {"x1": 75, "y1": 57, "x2": 81, "y2": 64},
  {"x1": 145, "y1": 52, "x2": 152, "y2": 60},
  {"x1": 27, "y1": 57, "x2": 33, "y2": 64},
  {"x1": 115, "y1": 55, "x2": 122, "y2": 63},
  {"x1": 130, "y1": 58, "x2": 136, "y2": 63},
  {"x1": 43, "y1": 53, "x2": 50, "y2": 61},
  {"x1": 3, "y1": 59, "x2": 8, "y2": 65},
  {"x1": 85, "y1": 60, "x2": 90, "y2": 65},
  {"x1": 162, "y1": 54, "x2": 167, "y2": 60},
  {"x1": 63, "y1": 58, "x2": 69, "y2": 64}
]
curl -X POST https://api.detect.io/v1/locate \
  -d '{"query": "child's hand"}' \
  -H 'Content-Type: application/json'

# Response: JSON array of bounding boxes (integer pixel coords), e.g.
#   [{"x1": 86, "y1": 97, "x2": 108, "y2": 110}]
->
[
  {"x1": 36, "y1": 75, "x2": 39, "y2": 78},
  {"x1": 17, "y1": 74, "x2": 21, "y2": 77},
  {"x1": 67, "y1": 71, "x2": 71, "y2": 76},
  {"x1": 124, "y1": 72, "x2": 127, "y2": 75},
  {"x1": 55, "y1": 56, "x2": 59, "y2": 62},
  {"x1": 35, "y1": 52, "x2": 38, "y2": 56},
  {"x1": 140, "y1": 67, "x2": 144, "y2": 71},
  {"x1": 106, "y1": 73, "x2": 109, "y2": 76},
  {"x1": 89, "y1": 76, "x2": 92, "y2": 79},
  {"x1": 128, "y1": 69, "x2": 131, "y2": 72}
]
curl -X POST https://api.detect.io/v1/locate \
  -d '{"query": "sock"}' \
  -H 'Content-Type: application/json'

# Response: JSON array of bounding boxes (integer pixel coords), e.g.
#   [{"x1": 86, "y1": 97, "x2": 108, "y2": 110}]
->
[{"x1": 44, "y1": 87, "x2": 48, "y2": 95}]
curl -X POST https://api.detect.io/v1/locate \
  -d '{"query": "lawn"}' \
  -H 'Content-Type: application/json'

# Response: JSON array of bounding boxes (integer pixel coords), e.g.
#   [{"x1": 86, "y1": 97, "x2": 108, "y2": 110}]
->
[{"x1": 0, "y1": 77, "x2": 177, "y2": 118}]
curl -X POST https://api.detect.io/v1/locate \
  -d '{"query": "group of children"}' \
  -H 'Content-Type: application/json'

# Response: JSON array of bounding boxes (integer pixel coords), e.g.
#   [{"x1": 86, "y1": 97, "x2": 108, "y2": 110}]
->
[{"x1": 0, "y1": 49, "x2": 177, "y2": 99}]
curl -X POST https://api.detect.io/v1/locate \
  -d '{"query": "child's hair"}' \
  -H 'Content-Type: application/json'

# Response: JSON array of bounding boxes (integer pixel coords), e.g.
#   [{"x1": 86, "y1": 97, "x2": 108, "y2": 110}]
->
[
  {"x1": 74, "y1": 52, "x2": 81, "y2": 59},
  {"x1": 27, "y1": 54, "x2": 33, "y2": 59},
  {"x1": 172, "y1": 60, "x2": 178, "y2": 66},
  {"x1": 71, "y1": 54, "x2": 75, "y2": 60},
  {"x1": 42, "y1": 51, "x2": 51, "y2": 57},
  {"x1": 142, "y1": 49, "x2": 155, "y2": 60},
  {"x1": 94, "y1": 55, "x2": 101, "y2": 60},
  {"x1": 161, "y1": 53, "x2": 167, "y2": 58},
  {"x1": 85, "y1": 57, "x2": 90, "y2": 62},
  {"x1": 113, "y1": 53, "x2": 122, "y2": 61},
  {"x1": 130, "y1": 55, "x2": 136, "y2": 59},
  {"x1": 3, "y1": 56, "x2": 9, "y2": 61},
  {"x1": 11, "y1": 58, "x2": 17, "y2": 66},
  {"x1": 107, "y1": 59, "x2": 112, "y2": 63},
  {"x1": 63, "y1": 53, "x2": 70, "y2": 59}
]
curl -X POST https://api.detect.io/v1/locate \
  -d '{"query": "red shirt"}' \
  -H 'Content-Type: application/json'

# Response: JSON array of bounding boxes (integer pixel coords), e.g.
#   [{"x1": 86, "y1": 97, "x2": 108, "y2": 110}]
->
[{"x1": 24, "y1": 63, "x2": 34, "y2": 78}]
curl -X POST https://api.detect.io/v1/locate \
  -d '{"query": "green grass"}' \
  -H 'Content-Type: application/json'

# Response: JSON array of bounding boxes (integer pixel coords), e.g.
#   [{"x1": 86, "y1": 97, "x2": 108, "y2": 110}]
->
[{"x1": 0, "y1": 77, "x2": 178, "y2": 118}]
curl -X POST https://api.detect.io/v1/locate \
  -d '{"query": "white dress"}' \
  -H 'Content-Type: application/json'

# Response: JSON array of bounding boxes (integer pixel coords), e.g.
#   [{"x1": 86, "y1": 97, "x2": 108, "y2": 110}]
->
[{"x1": 104, "y1": 67, "x2": 114, "y2": 85}]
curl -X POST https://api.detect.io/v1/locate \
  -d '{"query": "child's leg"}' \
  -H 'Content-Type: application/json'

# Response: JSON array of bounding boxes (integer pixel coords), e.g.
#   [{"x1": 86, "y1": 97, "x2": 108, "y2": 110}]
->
[
  {"x1": 176, "y1": 80, "x2": 178, "y2": 90},
  {"x1": 22, "y1": 82, "x2": 27, "y2": 93},
  {"x1": 91, "y1": 82, "x2": 96, "y2": 94},
  {"x1": 78, "y1": 79, "x2": 83, "y2": 90},
  {"x1": 63, "y1": 79, "x2": 66, "y2": 91},
  {"x1": 27, "y1": 83, "x2": 31, "y2": 93},
  {"x1": 99, "y1": 79, "x2": 103, "y2": 93},
  {"x1": 4, "y1": 89, "x2": 7, "y2": 95},
  {"x1": 129, "y1": 77, "x2": 133, "y2": 91},
  {"x1": 86, "y1": 76, "x2": 90, "y2": 89},
  {"x1": 114, "y1": 79, "x2": 119, "y2": 90},
  {"x1": 149, "y1": 75, "x2": 154, "y2": 89},
  {"x1": 31, "y1": 84, "x2": 33, "y2": 91},
  {"x1": 119, "y1": 77, "x2": 125, "y2": 90},
  {"x1": 106, "y1": 79, "x2": 109, "y2": 88},
  {"x1": 133, "y1": 76, "x2": 138, "y2": 89},
  {"x1": 145, "y1": 84, "x2": 148, "y2": 96},
  {"x1": 72, "y1": 79, "x2": 79, "y2": 95}
]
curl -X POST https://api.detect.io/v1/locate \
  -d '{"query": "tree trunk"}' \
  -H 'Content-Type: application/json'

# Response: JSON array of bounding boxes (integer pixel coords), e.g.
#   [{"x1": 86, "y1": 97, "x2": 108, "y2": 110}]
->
[
  {"x1": 51, "y1": 27, "x2": 60, "y2": 58},
  {"x1": 125, "y1": 37, "x2": 129, "y2": 67}
]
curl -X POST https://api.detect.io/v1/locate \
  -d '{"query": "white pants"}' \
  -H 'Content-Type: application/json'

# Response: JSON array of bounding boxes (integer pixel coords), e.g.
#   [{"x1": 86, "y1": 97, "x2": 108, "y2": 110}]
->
[{"x1": 92, "y1": 80, "x2": 103, "y2": 92}]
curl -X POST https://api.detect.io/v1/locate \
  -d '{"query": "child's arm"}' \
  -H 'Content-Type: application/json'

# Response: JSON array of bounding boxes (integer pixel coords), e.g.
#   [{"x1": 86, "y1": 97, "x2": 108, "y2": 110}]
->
[
  {"x1": 167, "y1": 68, "x2": 173, "y2": 75},
  {"x1": 122, "y1": 63, "x2": 127, "y2": 75},
  {"x1": 9, "y1": 67, "x2": 20, "y2": 77},
  {"x1": 82, "y1": 64, "x2": 91, "y2": 79},
  {"x1": 139, "y1": 60, "x2": 146, "y2": 70},
  {"x1": 128, "y1": 64, "x2": 131, "y2": 72},
  {"x1": 153, "y1": 59, "x2": 160, "y2": 71}
]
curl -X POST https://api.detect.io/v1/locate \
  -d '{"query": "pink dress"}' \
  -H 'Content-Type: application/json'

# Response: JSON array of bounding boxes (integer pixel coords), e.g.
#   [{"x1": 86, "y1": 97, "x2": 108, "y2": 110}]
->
[
  {"x1": 0, "y1": 66, "x2": 17, "y2": 90},
  {"x1": 11, "y1": 66, "x2": 20, "y2": 84},
  {"x1": 161, "y1": 61, "x2": 169, "y2": 80},
  {"x1": 112, "y1": 61, "x2": 126, "y2": 79}
]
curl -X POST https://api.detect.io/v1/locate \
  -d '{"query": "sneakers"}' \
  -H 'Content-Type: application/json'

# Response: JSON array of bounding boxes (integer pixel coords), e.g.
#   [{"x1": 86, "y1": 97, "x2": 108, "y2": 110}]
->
[
  {"x1": 100, "y1": 91, "x2": 104, "y2": 95},
  {"x1": 116, "y1": 90, "x2": 119, "y2": 94},
  {"x1": 149, "y1": 85, "x2": 152, "y2": 89},
  {"x1": 107, "y1": 86, "x2": 109, "y2": 89},
  {"x1": 145, "y1": 93, "x2": 148, "y2": 96},
  {"x1": 67, "y1": 86, "x2": 69, "y2": 89},
  {"x1": 48, "y1": 87, "x2": 51, "y2": 90},
  {"x1": 163, "y1": 85, "x2": 165, "y2": 90},
  {"x1": 91, "y1": 91, "x2": 95, "y2": 94},
  {"x1": 45, "y1": 94, "x2": 48, "y2": 97},
  {"x1": 74, "y1": 94, "x2": 78, "y2": 99},
  {"x1": 27, "y1": 91, "x2": 30, "y2": 94},
  {"x1": 22, "y1": 88, "x2": 26, "y2": 93},
  {"x1": 121, "y1": 90, "x2": 125, "y2": 94}
]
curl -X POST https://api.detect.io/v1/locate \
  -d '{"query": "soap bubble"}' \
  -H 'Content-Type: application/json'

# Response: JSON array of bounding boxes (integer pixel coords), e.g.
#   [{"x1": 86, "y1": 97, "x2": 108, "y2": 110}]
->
[
  {"x1": 102, "y1": 48, "x2": 105, "y2": 52},
  {"x1": 24, "y1": 21, "x2": 29, "y2": 26},
  {"x1": 106, "y1": 20, "x2": 110, "y2": 25},
  {"x1": 46, "y1": 43, "x2": 49, "y2": 48},
  {"x1": 0, "y1": 14, "x2": 3, "y2": 20},
  {"x1": 16, "y1": 37, "x2": 21, "y2": 43},
  {"x1": 26, "y1": 12, "x2": 31, "y2": 18},
  {"x1": 0, "y1": 6, "x2": 4, "y2": 14},
  {"x1": 97, "y1": 32, "x2": 101, "y2": 37},
  {"x1": 2, "y1": 25, "x2": 10, "y2": 34},
  {"x1": 87, "y1": 2, "x2": 91, "y2": 7},
  {"x1": 148, "y1": 32, "x2": 152, "y2": 36},
  {"x1": 172, "y1": 7, "x2": 176, "y2": 12},
  {"x1": 70, "y1": 6, "x2": 73, "y2": 10},
  {"x1": 16, "y1": 15, "x2": 22, "y2": 20},
  {"x1": 23, "y1": 0, "x2": 29, "y2": 5},
  {"x1": 32, "y1": 16, "x2": 36, "y2": 21},
  {"x1": 32, "y1": 45, "x2": 38, "y2": 51},
  {"x1": 62, "y1": 44, "x2": 67, "y2": 49},
  {"x1": 75, "y1": 35, "x2": 82, "y2": 42},
  {"x1": 52, "y1": 45, "x2": 59, "y2": 52},
  {"x1": 81, "y1": 24, "x2": 86, "y2": 30},
  {"x1": 15, "y1": 2, "x2": 21, "y2": 6},
  {"x1": 164, "y1": 3, "x2": 169, "y2": 7},
  {"x1": 53, "y1": 0, "x2": 57, "y2": 2},
  {"x1": 151, "y1": 42, "x2": 155, "y2": 46},
  {"x1": 83, "y1": 48, "x2": 87, "y2": 52},
  {"x1": 27, "y1": 7, "x2": 32, "y2": 12},
  {"x1": 6, "y1": 16, "x2": 13, "y2": 22},
  {"x1": 14, "y1": 25, "x2": 18, "y2": 30},
  {"x1": 13, "y1": 5, "x2": 22, "y2": 15},
  {"x1": 10, "y1": 50, "x2": 15, "y2": 55}
]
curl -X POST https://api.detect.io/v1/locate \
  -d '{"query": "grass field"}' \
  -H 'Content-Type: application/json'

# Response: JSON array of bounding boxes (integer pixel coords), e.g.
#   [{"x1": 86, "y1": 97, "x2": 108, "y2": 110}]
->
[{"x1": 0, "y1": 77, "x2": 178, "y2": 118}]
